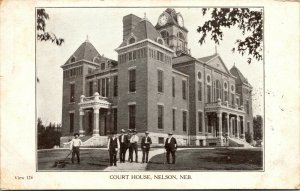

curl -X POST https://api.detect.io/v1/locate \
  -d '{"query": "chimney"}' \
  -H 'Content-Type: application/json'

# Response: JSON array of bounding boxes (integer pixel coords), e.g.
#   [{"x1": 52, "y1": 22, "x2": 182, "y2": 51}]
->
[{"x1": 123, "y1": 14, "x2": 142, "y2": 41}]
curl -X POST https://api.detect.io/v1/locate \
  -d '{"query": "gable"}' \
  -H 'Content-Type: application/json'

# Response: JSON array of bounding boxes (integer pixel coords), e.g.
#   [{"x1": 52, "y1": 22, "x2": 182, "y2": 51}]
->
[{"x1": 207, "y1": 57, "x2": 230, "y2": 75}]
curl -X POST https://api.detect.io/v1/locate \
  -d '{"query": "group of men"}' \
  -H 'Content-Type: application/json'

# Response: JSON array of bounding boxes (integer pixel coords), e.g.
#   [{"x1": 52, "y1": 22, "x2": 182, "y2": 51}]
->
[
  {"x1": 108, "y1": 129, "x2": 153, "y2": 166},
  {"x1": 69, "y1": 129, "x2": 178, "y2": 167}
]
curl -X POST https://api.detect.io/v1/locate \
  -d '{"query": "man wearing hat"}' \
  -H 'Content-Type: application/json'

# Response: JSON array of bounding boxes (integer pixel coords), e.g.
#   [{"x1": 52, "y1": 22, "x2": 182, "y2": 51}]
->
[
  {"x1": 129, "y1": 129, "x2": 139, "y2": 163},
  {"x1": 107, "y1": 131, "x2": 120, "y2": 166},
  {"x1": 141, "y1": 131, "x2": 152, "y2": 163},
  {"x1": 118, "y1": 129, "x2": 129, "y2": 163},
  {"x1": 164, "y1": 132, "x2": 177, "y2": 164},
  {"x1": 70, "y1": 133, "x2": 83, "y2": 164},
  {"x1": 127, "y1": 129, "x2": 132, "y2": 162}
]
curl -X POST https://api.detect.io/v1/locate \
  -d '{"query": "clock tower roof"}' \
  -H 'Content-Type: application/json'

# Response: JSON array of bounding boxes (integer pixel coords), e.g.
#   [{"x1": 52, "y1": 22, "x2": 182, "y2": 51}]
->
[{"x1": 155, "y1": 8, "x2": 188, "y2": 32}]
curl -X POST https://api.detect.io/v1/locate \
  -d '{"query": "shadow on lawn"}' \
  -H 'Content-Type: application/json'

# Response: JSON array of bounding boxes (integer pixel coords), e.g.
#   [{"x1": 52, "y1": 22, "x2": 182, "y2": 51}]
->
[{"x1": 146, "y1": 148, "x2": 263, "y2": 171}]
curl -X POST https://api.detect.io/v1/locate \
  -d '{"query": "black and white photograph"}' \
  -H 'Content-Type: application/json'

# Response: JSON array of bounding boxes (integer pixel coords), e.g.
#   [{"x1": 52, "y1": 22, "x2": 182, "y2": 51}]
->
[{"x1": 36, "y1": 7, "x2": 264, "y2": 171}]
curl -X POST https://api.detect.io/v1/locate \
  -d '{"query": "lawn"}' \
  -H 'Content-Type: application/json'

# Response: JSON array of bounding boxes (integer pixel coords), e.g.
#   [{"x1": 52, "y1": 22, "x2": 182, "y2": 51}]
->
[
  {"x1": 146, "y1": 148, "x2": 263, "y2": 170},
  {"x1": 38, "y1": 147, "x2": 263, "y2": 171}
]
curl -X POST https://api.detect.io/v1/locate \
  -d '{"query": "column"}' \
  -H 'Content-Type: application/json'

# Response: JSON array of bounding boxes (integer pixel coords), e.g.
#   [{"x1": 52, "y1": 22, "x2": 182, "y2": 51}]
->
[
  {"x1": 237, "y1": 116, "x2": 240, "y2": 138},
  {"x1": 226, "y1": 113, "x2": 230, "y2": 137},
  {"x1": 93, "y1": 106, "x2": 100, "y2": 136},
  {"x1": 204, "y1": 113, "x2": 208, "y2": 136},
  {"x1": 241, "y1": 116, "x2": 245, "y2": 139},
  {"x1": 79, "y1": 108, "x2": 85, "y2": 137},
  {"x1": 217, "y1": 111, "x2": 222, "y2": 137}
]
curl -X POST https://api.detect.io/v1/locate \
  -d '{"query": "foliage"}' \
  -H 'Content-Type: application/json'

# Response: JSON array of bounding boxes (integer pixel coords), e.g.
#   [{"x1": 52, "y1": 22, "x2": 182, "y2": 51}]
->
[
  {"x1": 36, "y1": 9, "x2": 64, "y2": 46},
  {"x1": 37, "y1": 117, "x2": 62, "y2": 149},
  {"x1": 197, "y1": 8, "x2": 263, "y2": 64},
  {"x1": 245, "y1": 132, "x2": 252, "y2": 143},
  {"x1": 253, "y1": 115, "x2": 263, "y2": 140}
]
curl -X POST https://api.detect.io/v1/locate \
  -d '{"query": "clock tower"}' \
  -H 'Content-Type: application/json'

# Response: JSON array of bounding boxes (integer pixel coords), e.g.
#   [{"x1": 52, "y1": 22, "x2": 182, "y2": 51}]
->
[{"x1": 155, "y1": 8, "x2": 190, "y2": 56}]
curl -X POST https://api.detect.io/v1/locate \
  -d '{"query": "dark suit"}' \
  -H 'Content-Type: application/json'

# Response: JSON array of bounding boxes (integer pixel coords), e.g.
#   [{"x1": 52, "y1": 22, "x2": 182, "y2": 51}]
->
[
  {"x1": 118, "y1": 134, "x2": 128, "y2": 163},
  {"x1": 141, "y1": 136, "x2": 152, "y2": 163},
  {"x1": 164, "y1": 137, "x2": 177, "y2": 164},
  {"x1": 108, "y1": 137, "x2": 119, "y2": 166}
]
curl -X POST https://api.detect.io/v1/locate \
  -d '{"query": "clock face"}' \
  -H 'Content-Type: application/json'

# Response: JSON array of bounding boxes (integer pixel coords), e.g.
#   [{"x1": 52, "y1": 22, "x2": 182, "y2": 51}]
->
[
  {"x1": 177, "y1": 15, "x2": 184, "y2": 27},
  {"x1": 159, "y1": 14, "x2": 168, "y2": 26}
]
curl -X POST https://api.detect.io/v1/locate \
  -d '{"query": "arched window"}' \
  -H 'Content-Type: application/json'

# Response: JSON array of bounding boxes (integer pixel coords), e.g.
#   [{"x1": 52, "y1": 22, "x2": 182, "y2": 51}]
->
[
  {"x1": 215, "y1": 80, "x2": 221, "y2": 100},
  {"x1": 70, "y1": 56, "x2": 75, "y2": 63},
  {"x1": 160, "y1": 30, "x2": 169, "y2": 45},
  {"x1": 129, "y1": 37, "x2": 135, "y2": 44},
  {"x1": 223, "y1": 82, "x2": 228, "y2": 101}
]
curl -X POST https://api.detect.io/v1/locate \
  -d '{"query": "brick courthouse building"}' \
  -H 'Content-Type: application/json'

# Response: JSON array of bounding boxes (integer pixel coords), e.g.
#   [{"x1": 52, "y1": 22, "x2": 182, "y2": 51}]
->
[{"x1": 60, "y1": 8, "x2": 253, "y2": 147}]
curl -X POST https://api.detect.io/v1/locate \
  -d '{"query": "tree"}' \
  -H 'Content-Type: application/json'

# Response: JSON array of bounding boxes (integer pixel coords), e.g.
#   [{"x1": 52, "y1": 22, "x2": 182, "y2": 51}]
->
[
  {"x1": 36, "y1": 8, "x2": 64, "y2": 46},
  {"x1": 197, "y1": 8, "x2": 263, "y2": 64},
  {"x1": 37, "y1": 118, "x2": 62, "y2": 149},
  {"x1": 253, "y1": 115, "x2": 263, "y2": 140}
]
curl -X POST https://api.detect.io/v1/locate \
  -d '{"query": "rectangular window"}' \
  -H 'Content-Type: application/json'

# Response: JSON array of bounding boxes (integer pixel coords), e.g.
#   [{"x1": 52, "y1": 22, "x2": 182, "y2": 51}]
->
[
  {"x1": 113, "y1": 108, "x2": 117, "y2": 131},
  {"x1": 133, "y1": 51, "x2": 136, "y2": 60},
  {"x1": 236, "y1": 98, "x2": 239, "y2": 106},
  {"x1": 158, "y1": 105, "x2": 164, "y2": 129},
  {"x1": 105, "y1": 77, "x2": 109, "y2": 97},
  {"x1": 157, "y1": 70, "x2": 164, "y2": 93},
  {"x1": 97, "y1": 79, "x2": 101, "y2": 95},
  {"x1": 172, "y1": 77, "x2": 175, "y2": 97},
  {"x1": 182, "y1": 80, "x2": 187, "y2": 100},
  {"x1": 198, "y1": 81, "x2": 202, "y2": 101},
  {"x1": 224, "y1": 91, "x2": 228, "y2": 102},
  {"x1": 70, "y1": 83, "x2": 75, "y2": 102},
  {"x1": 69, "y1": 113, "x2": 74, "y2": 133},
  {"x1": 246, "y1": 100, "x2": 250, "y2": 114},
  {"x1": 172, "y1": 109, "x2": 176, "y2": 131},
  {"x1": 183, "y1": 111, "x2": 187, "y2": 132},
  {"x1": 231, "y1": 93, "x2": 235, "y2": 105},
  {"x1": 198, "y1": 112, "x2": 203, "y2": 132},
  {"x1": 128, "y1": 52, "x2": 133, "y2": 61},
  {"x1": 158, "y1": 137, "x2": 164, "y2": 144},
  {"x1": 129, "y1": 105, "x2": 136, "y2": 129},
  {"x1": 247, "y1": 122, "x2": 250, "y2": 132},
  {"x1": 129, "y1": 69, "x2": 136, "y2": 92},
  {"x1": 101, "y1": 63, "x2": 105, "y2": 70},
  {"x1": 89, "y1": 81, "x2": 93, "y2": 96},
  {"x1": 101, "y1": 78, "x2": 105, "y2": 97},
  {"x1": 207, "y1": 85, "x2": 211, "y2": 103},
  {"x1": 113, "y1": 75, "x2": 118, "y2": 97}
]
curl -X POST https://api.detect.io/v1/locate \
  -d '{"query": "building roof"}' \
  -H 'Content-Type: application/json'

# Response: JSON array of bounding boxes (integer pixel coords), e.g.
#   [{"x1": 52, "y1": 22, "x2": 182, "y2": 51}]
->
[
  {"x1": 173, "y1": 54, "x2": 197, "y2": 64},
  {"x1": 198, "y1": 53, "x2": 218, "y2": 63},
  {"x1": 118, "y1": 18, "x2": 161, "y2": 48},
  {"x1": 64, "y1": 40, "x2": 101, "y2": 65},
  {"x1": 230, "y1": 65, "x2": 252, "y2": 88}
]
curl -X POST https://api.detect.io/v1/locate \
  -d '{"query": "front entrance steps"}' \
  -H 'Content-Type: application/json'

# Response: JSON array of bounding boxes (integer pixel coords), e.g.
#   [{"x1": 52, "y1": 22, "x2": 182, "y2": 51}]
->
[
  {"x1": 228, "y1": 137, "x2": 253, "y2": 148},
  {"x1": 60, "y1": 135, "x2": 108, "y2": 148}
]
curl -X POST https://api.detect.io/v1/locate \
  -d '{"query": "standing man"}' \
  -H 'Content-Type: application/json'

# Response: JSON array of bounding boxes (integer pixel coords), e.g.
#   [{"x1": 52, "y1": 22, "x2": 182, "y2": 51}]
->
[
  {"x1": 70, "y1": 133, "x2": 83, "y2": 164},
  {"x1": 118, "y1": 129, "x2": 128, "y2": 163},
  {"x1": 164, "y1": 132, "x2": 177, "y2": 164},
  {"x1": 141, "y1": 131, "x2": 152, "y2": 163},
  {"x1": 107, "y1": 131, "x2": 120, "y2": 166},
  {"x1": 127, "y1": 129, "x2": 132, "y2": 162},
  {"x1": 129, "y1": 129, "x2": 139, "y2": 163}
]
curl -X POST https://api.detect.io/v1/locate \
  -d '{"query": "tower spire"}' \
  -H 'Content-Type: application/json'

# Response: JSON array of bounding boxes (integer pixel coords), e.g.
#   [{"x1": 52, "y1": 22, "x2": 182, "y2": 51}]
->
[{"x1": 86, "y1": 35, "x2": 89, "y2": 42}]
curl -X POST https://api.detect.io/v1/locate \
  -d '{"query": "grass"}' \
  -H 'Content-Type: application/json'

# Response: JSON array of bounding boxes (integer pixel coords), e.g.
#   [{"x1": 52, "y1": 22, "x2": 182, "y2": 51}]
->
[{"x1": 38, "y1": 147, "x2": 263, "y2": 171}]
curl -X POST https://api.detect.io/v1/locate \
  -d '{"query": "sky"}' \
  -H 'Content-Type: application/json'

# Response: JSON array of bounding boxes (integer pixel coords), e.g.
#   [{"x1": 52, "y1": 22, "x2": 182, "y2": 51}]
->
[{"x1": 36, "y1": 8, "x2": 264, "y2": 125}]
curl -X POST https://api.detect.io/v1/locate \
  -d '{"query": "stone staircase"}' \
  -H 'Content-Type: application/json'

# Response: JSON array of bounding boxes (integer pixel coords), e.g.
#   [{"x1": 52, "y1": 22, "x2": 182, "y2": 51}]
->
[{"x1": 228, "y1": 137, "x2": 253, "y2": 148}]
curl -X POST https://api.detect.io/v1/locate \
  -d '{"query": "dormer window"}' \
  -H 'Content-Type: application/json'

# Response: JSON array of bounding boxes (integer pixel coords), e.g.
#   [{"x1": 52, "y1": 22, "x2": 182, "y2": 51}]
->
[
  {"x1": 129, "y1": 37, "x2": 135, "y2": 44},
  {"x1": 70, "y1": 56, "x2": 76, "y2": 63},
  {"x1": 157, "y1": 37, "x2": 164, "y2": 45}
]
